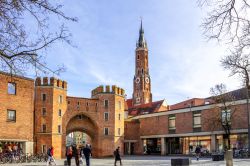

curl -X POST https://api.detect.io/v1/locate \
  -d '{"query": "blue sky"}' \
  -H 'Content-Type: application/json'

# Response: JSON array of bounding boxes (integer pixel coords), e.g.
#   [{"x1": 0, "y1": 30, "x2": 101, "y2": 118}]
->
[{"x1": 34, "y1": 0, "x2": 241, "y2": 104}]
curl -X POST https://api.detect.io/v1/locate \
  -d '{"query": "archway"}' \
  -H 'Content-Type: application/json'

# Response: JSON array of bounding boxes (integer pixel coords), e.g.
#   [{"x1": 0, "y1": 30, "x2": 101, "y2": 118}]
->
[{"x1": 63, "y1": 114, "x2": 99, "y2": 157}]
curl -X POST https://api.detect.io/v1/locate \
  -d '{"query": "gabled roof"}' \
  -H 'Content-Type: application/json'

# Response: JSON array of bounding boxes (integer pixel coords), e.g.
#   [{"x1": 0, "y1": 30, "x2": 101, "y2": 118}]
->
[{"x1": 126, "y1": 99, "x2": 169, "y2": 116}]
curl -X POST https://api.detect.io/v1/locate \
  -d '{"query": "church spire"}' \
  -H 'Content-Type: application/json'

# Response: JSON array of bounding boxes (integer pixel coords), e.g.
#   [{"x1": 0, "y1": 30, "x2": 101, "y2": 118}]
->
[{"x1": 137, "y1": 19, "x2": 147, "y2": 48}]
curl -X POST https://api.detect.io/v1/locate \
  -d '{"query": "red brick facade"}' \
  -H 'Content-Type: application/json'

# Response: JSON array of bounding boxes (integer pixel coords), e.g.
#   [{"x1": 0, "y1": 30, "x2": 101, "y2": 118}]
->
[
  {"x1": 34, "y1": 80, "x2": 125, "y2": 158},
  {"x1": 0, "y1": 72, "x2": 34, "y2": 154},
  {"x1": 124, "y1": 101, "x2": 249, "y2": 155}
]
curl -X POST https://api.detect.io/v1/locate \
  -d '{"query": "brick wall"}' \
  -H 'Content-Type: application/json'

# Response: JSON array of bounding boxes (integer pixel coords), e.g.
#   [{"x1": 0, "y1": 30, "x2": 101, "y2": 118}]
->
[{"x1": 0, "y1": 72, "x2": 34, "y2": 143}]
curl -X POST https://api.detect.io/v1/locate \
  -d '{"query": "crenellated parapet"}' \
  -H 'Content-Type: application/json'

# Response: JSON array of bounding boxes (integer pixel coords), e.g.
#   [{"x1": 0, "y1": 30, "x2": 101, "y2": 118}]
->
[
  {"x1": 35, "y1": 77, "x2": 67, "y2": 89},
  {"x1": 91, "y1": 85, "x2": 125, "y2": 97}
]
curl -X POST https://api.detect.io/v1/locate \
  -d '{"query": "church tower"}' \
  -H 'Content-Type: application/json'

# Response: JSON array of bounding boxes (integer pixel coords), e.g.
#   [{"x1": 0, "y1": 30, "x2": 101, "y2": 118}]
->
[{"x1": 132, "y1": 21, "x2": 152, "y2": 106}]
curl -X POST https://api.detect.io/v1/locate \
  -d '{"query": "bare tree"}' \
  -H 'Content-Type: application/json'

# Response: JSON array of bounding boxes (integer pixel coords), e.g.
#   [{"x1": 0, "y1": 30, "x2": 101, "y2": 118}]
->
[
  {"x1": 204, "y1": 84, "x2": 237, "y2": 150},
  {"x1": 0, "y1": 0, "x2": 77, "y2": 75},
  {"x1": 200, "y1": 0, "x2": 250, "y2": 153},
  {"x1": 198, "y1": 0, "x2": 250, "y2": 43}
]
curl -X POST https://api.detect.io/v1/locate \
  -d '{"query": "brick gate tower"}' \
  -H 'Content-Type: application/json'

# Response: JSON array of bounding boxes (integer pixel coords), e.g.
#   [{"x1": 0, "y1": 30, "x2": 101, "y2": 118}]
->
[{"x1": 132, "y1": 21, "x2": 152, "y2": 106}]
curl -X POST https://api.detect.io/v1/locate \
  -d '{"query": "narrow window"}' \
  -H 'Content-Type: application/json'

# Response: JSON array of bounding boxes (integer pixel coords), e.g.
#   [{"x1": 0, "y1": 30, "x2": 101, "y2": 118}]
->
[
  {"x1": 222, "y1": 109, "x2": 231, "y2": 125},
  {"x1": 8, "y1": 83, "x2": 16, "y2": 95},
  {"x1": 104, "y1": 112, "x2": 109, "y2": 121},
  {"x1": 142, "y1": 69, "x2": 144, "y2": 74},
  {"x1": 104, "y1": 100, "x2": 109, "y2": 108},
  {"x1": 104, "y1": 127, "x2": 109, "y2": 135},
  {"x1": 86, "y1": 102, "x2": 89, "y2": 111},
  {"x1": 118, "y1": 113, "x2": 121, "y2": 120},
  {"x1": 59, "y1": 95, "x2": 63, "y2": 104},
  {"x1": 42, "y1": 93, "x2": 46, "y2": 101},
  {"x1": 7, "y1": 110, "x2": 16, "y2": 122},
  {"x1": 42, "y1": 108, "x2": 46, "y2": 116},
  {"x1": 58, "y1": 109, "x2": 62, "y2": 117},
  {"x1": 42, "y1": 124, "x2": 46, "y2": 133},
  {"x1": 58, "y1": 125, "x2": 61, "y2": 133},
  {"x1": 77, "y1": 101, "x2": 80, "y2": 106},
  {"x1": 168, "y1": 115, "x2": 176, "y2": 130},
  {"x1": 118, "y1": 128, "x2": 121, "y2": 136},
  {"x1": 193, "y1": 111, "x2": 201, "y2": 128},
  {"x1": 95, "y1": 103, "x2": 98, "y2": 111},
  {"x1": 42, "y1": 145, "x2": 46, "y2": 153},
  {"x1": 68, "y1": 100, "x2": 70, "y2": 104},
  {"x1": 137, "y1": 55, "x2": 139, "y2": 60},
  {"x1": 118, "y1": 101, "x2": 121, "y2": 109}
]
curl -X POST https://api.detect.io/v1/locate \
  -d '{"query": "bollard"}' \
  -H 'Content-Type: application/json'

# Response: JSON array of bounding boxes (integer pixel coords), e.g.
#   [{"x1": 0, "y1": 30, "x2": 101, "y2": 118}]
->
[{"x1": 225, "y1": 150, "x2": 233, "y2": 166}]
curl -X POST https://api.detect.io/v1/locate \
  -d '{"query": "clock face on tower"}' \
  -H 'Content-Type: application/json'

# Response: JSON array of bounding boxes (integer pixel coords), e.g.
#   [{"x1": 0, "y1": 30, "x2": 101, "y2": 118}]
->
[
  {"x1": 145, "y1": 77, "x2": 150, "y2": 84},
  {"x1": 135, "y1": 77, "x2": 140, "y2": 84}
]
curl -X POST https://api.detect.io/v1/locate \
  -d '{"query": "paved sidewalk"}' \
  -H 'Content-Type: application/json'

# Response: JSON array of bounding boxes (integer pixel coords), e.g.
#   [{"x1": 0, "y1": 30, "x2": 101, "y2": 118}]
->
[{"x1": 2, "y1": 156, "x2": 250, "y2": 166}]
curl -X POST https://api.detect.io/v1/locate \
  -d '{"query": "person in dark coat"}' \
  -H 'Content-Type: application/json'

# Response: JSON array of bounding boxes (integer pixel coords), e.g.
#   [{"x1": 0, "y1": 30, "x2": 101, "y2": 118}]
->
[
  {"x1": 72, "y1": 145, "x2": 79, "y2": 166},
  {"x1": 195, "y1": 146, "x2": 201, "y2": 161},
  {"x1": 65, "y1": 146, "x2": 73, "y2": 166},
  {"x1": 83, "y1": 144, "x2": 92, "y2": 166},
  {"x1": 114, "y1": 146, "x2": 122, "y2": 166}
]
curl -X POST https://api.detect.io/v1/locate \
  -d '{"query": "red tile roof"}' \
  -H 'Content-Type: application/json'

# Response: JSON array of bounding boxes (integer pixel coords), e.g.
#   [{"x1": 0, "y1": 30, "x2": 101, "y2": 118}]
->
[{"x1": 126, "y1": 100, "x2": 168, "y2": 116}]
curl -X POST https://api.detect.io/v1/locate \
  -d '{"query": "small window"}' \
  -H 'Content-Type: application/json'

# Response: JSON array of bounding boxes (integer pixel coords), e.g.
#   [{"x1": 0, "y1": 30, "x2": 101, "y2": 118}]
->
[
  {"x1": 8, "y1": 82, "x2": 16, "y2": 95},
  {"x1": 137, "y1": 55, "x2": 139, "y2": 60},
  {"x1": 58, "y1": 125, "x2": 61, "y2": 133},
  {"x1": 142, "y1": 69, "x2": 144, "y2": 74},
  {"x1": 7, "y1": 110, "x2": 16, "y2": 122},
  {"x1": 104, "y1": 112, "x2": 109, "y2": 121},
  {"x1": 42, "y1": 108, "x2": 46, "y2": 116},
  {"x1": 168, "y1": 115, "x2": 176, "y2": 130},
  {"x1": 193, "y1": 111, "x2": 201, "y2": 128},
  {"x1": 68, "y1": 100, "x2": 70, "y2": 104},
  {"x1": 59, "y1": 95, "x2": 63, "y2": 104},
  {"x1": 104, "y1": 127, "x2": 109, "y2": 135},
  {"x1": 86, "y1": 102, "x2": 89, "y2": 111},
  {"x1": 104, "y1": 100, "x2": 109, "y2": 108},
  {"x1": 42, "y1": 124, "x2": 46, "y2": 133},
  {"x1": 118, "y1": 128, "x2": 121, "y2": 136},
  {"x1": 222, "y1": 109, "x2": 231, "y2": 125},
  {"x1": 118, "y1": 101, "x2": 121, "y2": 109},
  {"x1": 42, "y1": 93, "x2": 46, "y2": 101},
  {"x1": 95, "y1": 103, "x2": 98, "y2": 111},
  {"x1": 58, "y1": 109, "x2": 62, "y2": 117},
  {"x1": 42, "y1": 145, "x2": 46, "y2": 153},
  {"x1": 118, "y1": 113, "x2": 121, "y2": 120},
  {"x1": 77, "y1": 101, "x2": 80, "y2": 106}
]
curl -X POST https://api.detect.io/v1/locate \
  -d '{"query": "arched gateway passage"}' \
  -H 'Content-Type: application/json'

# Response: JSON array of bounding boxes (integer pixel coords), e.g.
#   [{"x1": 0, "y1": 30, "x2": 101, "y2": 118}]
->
[{"x1": 63, "y1": 114, "x2": 98, "y2": 156}]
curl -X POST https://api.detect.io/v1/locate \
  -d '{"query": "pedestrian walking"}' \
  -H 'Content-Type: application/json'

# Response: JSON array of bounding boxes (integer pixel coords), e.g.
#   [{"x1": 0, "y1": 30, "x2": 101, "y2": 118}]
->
[
  {"x1": 83, "y1": 144, "x2": 92, "y2": 166},
  {"x1": 47, "y1": 146, "x2": 56, "y2": 166},
  {"x1": 195, "y1": 146, "x2": 201, "y2": 161},
  {"x1": 66, "y1": 146, "x2": 73, "y2": 166},
  {"x1": 72, "y1": 145, "x2": 79, "y2": 166},
  {"x1": 114, "y1": 146, "x2": 122, "y2": 166}
]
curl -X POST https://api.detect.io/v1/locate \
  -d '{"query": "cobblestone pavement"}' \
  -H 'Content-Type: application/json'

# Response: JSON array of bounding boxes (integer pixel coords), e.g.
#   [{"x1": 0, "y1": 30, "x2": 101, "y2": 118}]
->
[{"x1": 3, "y1": 155, "x2": 250, "y2": 166}]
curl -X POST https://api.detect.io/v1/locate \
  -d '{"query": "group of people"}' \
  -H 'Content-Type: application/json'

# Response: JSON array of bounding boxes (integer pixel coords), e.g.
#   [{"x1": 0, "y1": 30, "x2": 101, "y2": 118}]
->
[
  {"x1": 46, "y1": 145, "x2": 122, "y2": 166},
  {"x1": 65, "y1": 144, "x2": 92, "y2": 166},
  {"x1": 0, "y1": 142, "x2": 23, "y2": 154}
]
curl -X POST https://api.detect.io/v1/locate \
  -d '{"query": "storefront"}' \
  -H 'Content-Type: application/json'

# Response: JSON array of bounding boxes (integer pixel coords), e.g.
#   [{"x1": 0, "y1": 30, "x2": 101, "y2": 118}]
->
[
  {"x1": 181, "y1": 136, "x2": 211, "y2": 155},
  {"x1": 0, "y1": 140, "x2": 33, "y2": 154},
  {"x1": 143, "y1": 138, "x2": 161, "y2": 154},
  {"x1": 216, "y1": 133, "x2": 248, "y2": 152},
  {"x1": 0, "y1": 141, "x2": 25, "y2": 153}
]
